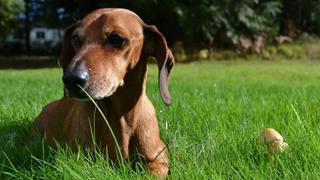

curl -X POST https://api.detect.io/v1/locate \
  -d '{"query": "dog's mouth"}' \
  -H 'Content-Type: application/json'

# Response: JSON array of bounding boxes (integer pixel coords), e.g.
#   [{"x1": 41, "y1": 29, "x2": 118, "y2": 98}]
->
[
  {"x1": 64, "y1": 79, "x2": 124, "y2": 100},
  {"x1": 64, "y1": 85, "x2": 89, "y2": 99}
]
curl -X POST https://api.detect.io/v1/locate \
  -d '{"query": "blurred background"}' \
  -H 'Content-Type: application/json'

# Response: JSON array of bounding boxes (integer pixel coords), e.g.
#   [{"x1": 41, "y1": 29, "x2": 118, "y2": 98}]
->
[{"x1": 1, "y1": 0, "x2": 320, "y2": 68}]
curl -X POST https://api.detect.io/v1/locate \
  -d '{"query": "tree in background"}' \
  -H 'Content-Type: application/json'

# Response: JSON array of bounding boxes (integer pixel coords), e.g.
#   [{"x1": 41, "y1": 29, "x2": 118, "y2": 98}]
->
[
  {"x1": 0, "y1": 0, "x2": 23, "y2": 40},
  {"x1": 27, "y1": 0, "x2": 320, "y2": 47},
  {"x1": 24, "y1": 0, "x2": 30, "y2": 52},
  {"x1": 281, "y1": 0, "x2": 320, "y2": 37},
  {"x1": 2, "y1": 0, "x2": 320, "y2": 53},
  {"x1": 97, "y1": 0, "x2": 282, "y2": 48}
]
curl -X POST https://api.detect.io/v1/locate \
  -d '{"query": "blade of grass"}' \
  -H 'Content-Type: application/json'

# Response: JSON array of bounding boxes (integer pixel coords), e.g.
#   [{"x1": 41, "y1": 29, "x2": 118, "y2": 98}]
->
[{"x1": 78, "y1": 86, "x2": 124, "y2": 165}]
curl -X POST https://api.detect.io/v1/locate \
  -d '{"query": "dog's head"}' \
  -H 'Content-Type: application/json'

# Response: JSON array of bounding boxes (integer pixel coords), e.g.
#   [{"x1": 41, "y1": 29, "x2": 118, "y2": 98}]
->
[{"x1": 60, "y1": 8, "x2": 174, "y2": 105}]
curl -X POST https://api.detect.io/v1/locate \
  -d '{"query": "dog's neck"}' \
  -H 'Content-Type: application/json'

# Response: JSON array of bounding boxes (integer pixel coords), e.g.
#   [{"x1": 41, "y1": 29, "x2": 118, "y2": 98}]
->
[{"x1": 99, "y1": 56, "x2": 148, "y2": 118}]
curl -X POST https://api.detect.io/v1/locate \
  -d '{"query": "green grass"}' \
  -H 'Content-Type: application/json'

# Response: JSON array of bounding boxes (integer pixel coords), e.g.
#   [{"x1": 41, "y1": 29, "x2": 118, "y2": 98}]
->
[{"x1": 1, "y1": 61, "x2": 320, "y2": 179}]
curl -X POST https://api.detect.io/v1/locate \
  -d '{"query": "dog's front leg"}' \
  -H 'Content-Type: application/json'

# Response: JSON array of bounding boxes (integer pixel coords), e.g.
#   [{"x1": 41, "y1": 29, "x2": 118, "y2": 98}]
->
[
  {"x1": 136, "y1": 129, "x2": 169, "y2": 179},
  {"x1": 135, "y1": 100, "x2": 169, "y2": 179}
]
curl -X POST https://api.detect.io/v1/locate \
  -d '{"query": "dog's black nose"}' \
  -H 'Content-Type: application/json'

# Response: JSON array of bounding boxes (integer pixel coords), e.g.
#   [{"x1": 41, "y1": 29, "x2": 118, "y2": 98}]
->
[{"x1": 62, "y1": 67, "x2": 89, "y2": 88}]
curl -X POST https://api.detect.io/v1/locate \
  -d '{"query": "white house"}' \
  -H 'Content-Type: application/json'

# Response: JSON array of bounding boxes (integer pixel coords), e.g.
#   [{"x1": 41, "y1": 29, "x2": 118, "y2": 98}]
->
[
  {"x1": 3, "y1": 27, "x2": 63, "y2": 51},
  {"x1": 29, "y1": 28, "x2": 63, "y2": 50}
]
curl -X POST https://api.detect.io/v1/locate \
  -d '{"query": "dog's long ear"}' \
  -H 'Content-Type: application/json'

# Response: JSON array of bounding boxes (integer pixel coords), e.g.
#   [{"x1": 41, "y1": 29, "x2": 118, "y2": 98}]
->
[
  {"x1": 143, "y1": 24, "x2": 175, "y2": 106},
  {"x1": 59, "y1": 22, "x2": 79, "y2": 71}
]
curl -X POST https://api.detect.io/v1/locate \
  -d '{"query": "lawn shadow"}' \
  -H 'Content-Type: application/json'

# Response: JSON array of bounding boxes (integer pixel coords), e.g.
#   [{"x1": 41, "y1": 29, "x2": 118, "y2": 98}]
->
[
  {"x1": 0, "y1": 120, "x2": 52, "y2": 178},
  {"x1": 0, "y1": 57, "x2": 59, "y2": 69},
  {"x1": 0, "y1": 119, "x2": 137, "y2": 178}
]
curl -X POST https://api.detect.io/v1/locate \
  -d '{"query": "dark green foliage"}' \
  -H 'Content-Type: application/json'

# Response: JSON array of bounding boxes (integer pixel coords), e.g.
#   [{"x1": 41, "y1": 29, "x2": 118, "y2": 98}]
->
[
  {"x1": 0, "y1": 0, "x2": 23, "y2": 40},
  {"x1": 98, "y1": 0, "x2": 283, "y2": 46},
  {"x1": 2, "y1": 0, "x2": 320, "y2": 48},
  {"x1": 35, "y1": 0, "x2": 283, "y2": 46},
  {"x1": 282, "y1": 0, "x2": 320, "y2": 34}
]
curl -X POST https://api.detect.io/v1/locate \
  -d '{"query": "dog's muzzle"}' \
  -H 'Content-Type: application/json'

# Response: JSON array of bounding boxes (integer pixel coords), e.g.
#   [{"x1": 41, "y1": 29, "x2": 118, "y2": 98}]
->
[{"x1": 62, "y1": 65, "x2": 89, "y2": 99}]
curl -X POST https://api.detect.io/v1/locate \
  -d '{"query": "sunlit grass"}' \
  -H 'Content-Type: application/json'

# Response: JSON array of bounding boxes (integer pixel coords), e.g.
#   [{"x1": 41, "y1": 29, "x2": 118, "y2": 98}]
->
[{"x1": 1, "y1": 61, "x2": 320, "y2": 178}]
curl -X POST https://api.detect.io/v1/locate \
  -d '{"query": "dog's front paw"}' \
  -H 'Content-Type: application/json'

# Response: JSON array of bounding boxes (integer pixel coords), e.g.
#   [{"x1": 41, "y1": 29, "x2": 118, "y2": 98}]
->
[{"x1": 148, "y1": 160, "x2": 169, "y2": 179}]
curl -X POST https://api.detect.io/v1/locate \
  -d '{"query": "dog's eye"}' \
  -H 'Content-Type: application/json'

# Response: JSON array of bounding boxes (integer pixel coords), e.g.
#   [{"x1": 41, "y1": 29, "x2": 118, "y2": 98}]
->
[
  {"x1": 71, "y1": 34, "x2": 81, "y2": 47},
  {"x1": 106, "y1": 34, "x2": 126, "y2": 48}
]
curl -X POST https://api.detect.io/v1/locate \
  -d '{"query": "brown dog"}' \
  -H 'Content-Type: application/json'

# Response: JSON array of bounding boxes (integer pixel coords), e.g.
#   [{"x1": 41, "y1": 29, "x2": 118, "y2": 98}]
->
[{"x1": 32, "y1": 8, "x2": 174, "y2": 178}]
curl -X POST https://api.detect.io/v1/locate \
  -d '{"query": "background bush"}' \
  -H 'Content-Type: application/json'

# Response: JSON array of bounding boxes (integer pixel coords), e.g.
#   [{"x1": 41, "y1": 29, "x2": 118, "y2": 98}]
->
[{"x1": 1, "y1": 0, "x2": 320, "y2": 52}]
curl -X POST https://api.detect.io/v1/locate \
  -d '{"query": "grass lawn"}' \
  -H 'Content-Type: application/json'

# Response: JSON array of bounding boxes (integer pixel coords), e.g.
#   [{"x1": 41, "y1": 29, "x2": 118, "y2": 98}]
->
[{"x1": 1, "y1": 60, "x2": 320, "y2": 179}]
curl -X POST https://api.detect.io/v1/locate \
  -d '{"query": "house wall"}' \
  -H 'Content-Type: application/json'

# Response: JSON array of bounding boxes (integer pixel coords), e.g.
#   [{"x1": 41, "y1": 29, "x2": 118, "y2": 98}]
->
[
  {"x1": 2, "y1": 27, "x2": 64, "y2": 52},
  {"x1": 29, "y1": 28, "x2": 63, "y2": 49}
]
